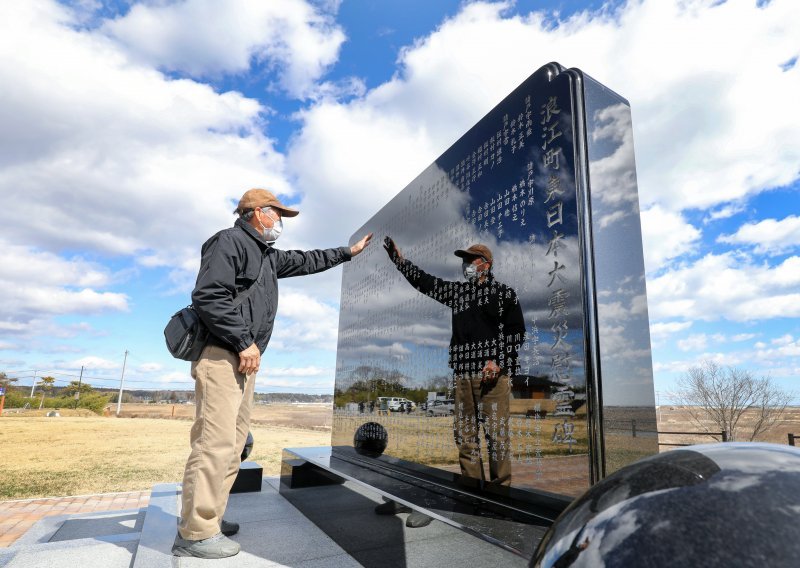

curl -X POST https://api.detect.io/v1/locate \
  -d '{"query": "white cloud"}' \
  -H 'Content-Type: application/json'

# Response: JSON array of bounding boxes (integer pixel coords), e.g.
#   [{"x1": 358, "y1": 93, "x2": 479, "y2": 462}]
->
[
  {"x1": 718, "y1": 215, "x2": 800, "y2": 254},
  {"x1": 4, "y1": 0, "x2": 800, "y2": 388},
  {"x1": 0, "y1": 0, "x2": 299, "y2": 336},
  {"x1": 268, "y1": 290, "x2": 341, "y2": 351},
  {"x1": 731, "y1": 333, "x2": 757, "y2": 342},
  {"x1": 677, "y1": 334, "x2": 708, "y2": 352},
  {"x1": 287, "y1": 0, "x2": 800, "y2": 280},
  {"x1": 650, "y1": 321, "x2": 693, "y2": 341},
  {"x1": 256, "y1": 365, "x2": 333, "y2": 390},
  {"x1": 102, "y1": 0, "x2": 346, "y2": 97},
  {"x1": 0, "y1": 241, "x2": 128, "y2": 332},
  {"x1": 153, "y1": 371, "x2": 192, "y2": 385},
  {"x1": 648, "y1": 253, "x2": 800, "y2": 322},
  {"x1": 654, "y1": 351, "x2": 744, "y2": 375},
  {"x1": 0, "y1": 1, "x2": 292, "y2": 259},
  {"x1": 264, "y1": 366, "x2": 329, "y2": 377},
  {"x1": 772, "y1": 334, "x2": 796, "y2": 346},
  {"x1": 67, "y1": 356, "x2": 119, "y2": 370},
  {"x1": 755, "y1": 335, "x2": 800, "y2": 360},
  {"x1": 639, "y1": 206, "x2": 701, "y2": 273},
  {"x1": 703, "y1": 202, "x2": 747, "y2": 224}
]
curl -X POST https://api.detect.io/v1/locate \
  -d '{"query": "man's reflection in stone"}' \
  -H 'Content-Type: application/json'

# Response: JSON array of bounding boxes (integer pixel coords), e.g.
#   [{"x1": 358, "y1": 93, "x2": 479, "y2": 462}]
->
[{"x1": 384, "y1": 237, "x2": 525, "y2": 487}]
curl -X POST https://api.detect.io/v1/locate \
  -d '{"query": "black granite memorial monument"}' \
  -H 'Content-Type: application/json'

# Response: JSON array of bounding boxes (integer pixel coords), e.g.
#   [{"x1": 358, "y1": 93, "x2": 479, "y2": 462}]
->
[{"x1": 282, "y1": 62, "x2": 658, "y2": 557}]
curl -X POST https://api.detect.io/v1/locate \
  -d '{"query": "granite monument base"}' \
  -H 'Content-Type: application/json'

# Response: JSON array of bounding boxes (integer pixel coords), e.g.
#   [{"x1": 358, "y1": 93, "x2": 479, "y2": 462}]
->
[
  {"x1": 230, "y1": 461, "x2": 263, "y2": 494},
  {"x1": 280, "y1": 446, "x2": 570, "y2": 557}
]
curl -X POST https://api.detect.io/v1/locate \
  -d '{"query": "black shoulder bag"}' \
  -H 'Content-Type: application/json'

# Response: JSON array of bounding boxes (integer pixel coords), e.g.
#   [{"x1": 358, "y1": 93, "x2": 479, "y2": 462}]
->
[{"x1": 164, "y1": 259, "x2": 266, "y2": 361}]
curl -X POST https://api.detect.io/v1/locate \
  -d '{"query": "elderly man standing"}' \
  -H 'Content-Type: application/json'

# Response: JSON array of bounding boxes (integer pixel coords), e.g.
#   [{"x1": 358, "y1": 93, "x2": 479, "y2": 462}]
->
[{"x1": 173, "y1": 189, "x2": 372, "y2": 559}]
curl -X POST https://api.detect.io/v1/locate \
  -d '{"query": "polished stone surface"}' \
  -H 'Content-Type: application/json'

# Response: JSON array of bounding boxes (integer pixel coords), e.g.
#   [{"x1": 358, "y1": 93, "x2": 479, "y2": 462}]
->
[
  {"x1": 532, "y1": 443, "x2": 800, "y2": 567},
  {"x1": 231, "y1": 461, "x2": 264, "y2": 494},
  {"x1": 279, "y1": 473, "x2": 529, "y2": 568},
  {"x1": 281, "y1": 446, "x2": 565, "y2": 558},
  {"x1": 331, "y1": 62, "x2": 657, "y2": 508}
]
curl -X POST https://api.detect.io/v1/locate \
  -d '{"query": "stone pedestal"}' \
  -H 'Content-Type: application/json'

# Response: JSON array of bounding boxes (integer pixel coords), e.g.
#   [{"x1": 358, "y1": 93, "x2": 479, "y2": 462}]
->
[{"x1": 230, "y1": 461, "x2": 263, "y2": 493}]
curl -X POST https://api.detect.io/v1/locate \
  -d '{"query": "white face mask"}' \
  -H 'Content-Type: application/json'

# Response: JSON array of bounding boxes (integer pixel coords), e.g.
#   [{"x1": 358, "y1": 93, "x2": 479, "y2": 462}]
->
[
  {"x1": 258, "y1": 210, "x2": 283, "y2": 243},
  {"x1": 462, "y1": 262, "x2": 479, "y2": 281}
]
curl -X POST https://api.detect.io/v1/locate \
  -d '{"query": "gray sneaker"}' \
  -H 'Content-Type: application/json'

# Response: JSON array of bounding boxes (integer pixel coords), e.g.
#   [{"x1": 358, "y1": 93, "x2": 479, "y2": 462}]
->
[
  {"x1": 172, "y1": 532, "x2": 240, "y2": 558},
  {"x1": 374, "y1": 500, "x2": 411, "y2": 515},
  {"x1": 406, "y1": 511, "x2": 433, "y2": 528}
]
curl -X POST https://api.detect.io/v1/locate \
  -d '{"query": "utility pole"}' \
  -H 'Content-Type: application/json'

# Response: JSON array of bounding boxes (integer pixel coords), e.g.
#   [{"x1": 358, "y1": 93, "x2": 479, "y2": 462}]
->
[
  {"x1": 30, "y1": 370, "x2": 38, "y2": 397},
  {"x1": 74, "y1": 366, "x2": 84, "y2": 409},
  {"x1": 116, "y1": 351, "x2": 128, "y2": 416}
]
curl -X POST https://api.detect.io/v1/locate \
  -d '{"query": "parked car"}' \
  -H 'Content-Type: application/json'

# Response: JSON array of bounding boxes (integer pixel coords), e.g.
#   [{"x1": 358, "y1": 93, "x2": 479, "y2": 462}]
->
[
  {"x1": 426, "y1": 399, "x2": 455, "y2": 416},
  {"x1": 388, "y1": 397, "x2": 416, "y2": 412}
]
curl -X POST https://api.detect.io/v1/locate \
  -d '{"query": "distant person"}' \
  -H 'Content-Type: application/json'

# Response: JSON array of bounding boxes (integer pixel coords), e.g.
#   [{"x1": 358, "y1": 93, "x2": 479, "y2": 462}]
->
[
  {"x1": 369, "y1": 400, "x2": 375, "y2": 413},
  {"x1": 173, "y1": 188, "x2": 372, "y2": 559},
  {"x1": 358, "y1": 401, "x2": 365, "y2": 414}
]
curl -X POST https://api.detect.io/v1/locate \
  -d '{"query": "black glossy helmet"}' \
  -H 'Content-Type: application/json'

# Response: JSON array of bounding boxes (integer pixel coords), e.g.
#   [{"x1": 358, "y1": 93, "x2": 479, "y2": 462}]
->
[
  {"x1": 532, "y1": 443, "x2": 800, "y2": 568},
  {"x1": 240, "y1": 431, "x2": 254, "y2": 461},
  {"x1": 354, "y1": 421, "x2": 388, "y2": 457}
]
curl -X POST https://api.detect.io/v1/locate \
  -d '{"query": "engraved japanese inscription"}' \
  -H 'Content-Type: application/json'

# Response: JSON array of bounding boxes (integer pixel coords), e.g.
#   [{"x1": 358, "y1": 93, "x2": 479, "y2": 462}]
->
[{"x1": 332, "y1": 63, "x2": 657, "y2": 499}]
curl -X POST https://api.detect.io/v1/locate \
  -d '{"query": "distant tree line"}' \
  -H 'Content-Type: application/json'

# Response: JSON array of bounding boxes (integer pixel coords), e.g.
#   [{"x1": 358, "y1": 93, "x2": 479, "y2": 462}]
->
[
  {"x1": 254, "y1": 392, "x2": 333, "y2": 404},
  {"x1": 0, "y1": 373, "x2": 110, "y2": 414}
]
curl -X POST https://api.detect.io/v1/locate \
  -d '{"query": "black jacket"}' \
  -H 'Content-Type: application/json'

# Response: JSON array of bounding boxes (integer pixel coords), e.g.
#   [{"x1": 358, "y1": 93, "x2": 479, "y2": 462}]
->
[
  {"x1": 395, "y1": 259, "x2": 526, "y2": 375},
  {"x1": 192, "y1": 218, "x2": 351, "y2": 354}
]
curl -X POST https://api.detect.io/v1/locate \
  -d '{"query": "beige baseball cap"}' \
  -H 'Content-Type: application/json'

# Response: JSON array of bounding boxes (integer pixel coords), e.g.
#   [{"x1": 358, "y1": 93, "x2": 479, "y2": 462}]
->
[
  {"x1": 235, "y1": 188, "x2": 299, "y2": 217},
  {"x1": 454, "y1": 244, "x2": 493, "y2": 264}
]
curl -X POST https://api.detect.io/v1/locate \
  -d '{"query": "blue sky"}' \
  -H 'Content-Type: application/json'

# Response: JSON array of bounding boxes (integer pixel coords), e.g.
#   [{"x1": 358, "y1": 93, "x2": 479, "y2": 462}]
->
[{"x1": 0, "y1": 0, "x2": 798, "y2": 402}]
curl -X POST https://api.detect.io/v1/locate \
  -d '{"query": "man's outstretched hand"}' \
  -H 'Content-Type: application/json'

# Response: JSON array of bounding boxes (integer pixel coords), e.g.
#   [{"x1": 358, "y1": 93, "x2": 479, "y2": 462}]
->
[
  {"x1": 350, "y1": 233, "x2": 373, "y2": 256},
  {"x1": 481, "y1": 360, "x2": 501, "y2": 383},
  {"x1": 383, "y1": 236, "x2": 403, "y2": 263}
]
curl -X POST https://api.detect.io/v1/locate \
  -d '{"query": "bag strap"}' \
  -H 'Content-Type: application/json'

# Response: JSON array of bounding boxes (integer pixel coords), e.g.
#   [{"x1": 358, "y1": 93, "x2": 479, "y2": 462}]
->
[{"x1": 232, "y1": 256, "x2": 267, "y2": 308}]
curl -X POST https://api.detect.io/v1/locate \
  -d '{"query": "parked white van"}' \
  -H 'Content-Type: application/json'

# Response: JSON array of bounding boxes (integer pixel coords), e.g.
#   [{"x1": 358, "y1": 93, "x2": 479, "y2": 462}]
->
[{"x1": 376, "y1": 397, "x2": 416, "y2": 412}]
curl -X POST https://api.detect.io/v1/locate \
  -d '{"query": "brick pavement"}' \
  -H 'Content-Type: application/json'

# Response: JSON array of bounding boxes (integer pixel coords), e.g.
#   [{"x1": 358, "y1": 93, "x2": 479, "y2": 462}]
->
[{"x1": 0, "y1": 490, "x2": 150, "y2": 548}]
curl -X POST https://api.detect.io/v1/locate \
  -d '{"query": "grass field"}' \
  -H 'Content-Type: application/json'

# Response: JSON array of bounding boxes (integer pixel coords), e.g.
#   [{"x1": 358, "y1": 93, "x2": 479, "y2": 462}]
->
[
  {"x1": 116, "y1": 402, "x2": 333, "y2": 431},
  {"x1": 2, "y1": 404, "x2": 800, "y2": 501},
  {"x1": 0, "y1": 406, "x2": 330, "y2": 500}
]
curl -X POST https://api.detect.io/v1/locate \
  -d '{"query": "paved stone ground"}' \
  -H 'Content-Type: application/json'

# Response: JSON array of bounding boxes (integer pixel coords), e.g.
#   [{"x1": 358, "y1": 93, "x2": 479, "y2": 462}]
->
[{"x1": 0, "y1": 491, "x2": 150, "y2": 548}]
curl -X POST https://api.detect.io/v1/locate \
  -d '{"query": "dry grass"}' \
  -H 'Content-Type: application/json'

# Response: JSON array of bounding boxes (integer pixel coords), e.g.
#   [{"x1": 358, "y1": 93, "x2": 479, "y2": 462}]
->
[
  {"x1": 332, "y1": 410, "x2": 590, "y2": 466},
  {"x1": 657, "y1": 406, "x2": 800, "y2": 444},
  {"x1": 0, "y1": 410, "x2": 329, "y2": 500},
  {"x1": 116, "y1": 402, "x2": 333, "y2": 431},
  {"x1": 3, "y1": 404, "x2": 799, "y2": 501}
]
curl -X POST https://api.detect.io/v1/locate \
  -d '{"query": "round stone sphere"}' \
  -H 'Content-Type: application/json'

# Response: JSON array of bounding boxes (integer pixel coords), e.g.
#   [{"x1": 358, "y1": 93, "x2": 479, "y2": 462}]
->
[
  {"x1": 240, "y1": 431, "x2": 254, "y2": 461},
  {"x1": 531, "y1": 443, "x2": 800, "y2": 568},
  {"x1": 353, "y1": 421, "x2": 388, "y2": 457}
]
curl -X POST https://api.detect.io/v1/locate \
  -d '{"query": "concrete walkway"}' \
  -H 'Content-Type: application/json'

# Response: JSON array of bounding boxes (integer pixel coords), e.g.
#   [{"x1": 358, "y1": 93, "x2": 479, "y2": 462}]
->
[{"x1": 0, "y1": 477, "x2": 529, "y2": 567}]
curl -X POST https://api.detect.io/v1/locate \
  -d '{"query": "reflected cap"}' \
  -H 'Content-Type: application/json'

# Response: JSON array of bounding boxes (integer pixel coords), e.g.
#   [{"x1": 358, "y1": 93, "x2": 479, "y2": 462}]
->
[
  {"x1": 235, "y1": 188, "x2": 299, "y2": 217},
  {"x1": 454, "y1": 244, "x2": 492, "y2": 264}
]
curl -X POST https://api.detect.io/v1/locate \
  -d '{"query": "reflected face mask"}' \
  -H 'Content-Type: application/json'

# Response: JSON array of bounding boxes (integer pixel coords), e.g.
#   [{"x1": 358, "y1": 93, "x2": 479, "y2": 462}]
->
[{"x1": 462, "y1": 262, "x2": 479, "y2": 281}]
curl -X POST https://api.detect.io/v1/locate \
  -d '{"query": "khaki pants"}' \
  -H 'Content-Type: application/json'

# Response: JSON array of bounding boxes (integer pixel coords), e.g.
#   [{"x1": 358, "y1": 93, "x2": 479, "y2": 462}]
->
[
  {"x1": 453, "y1": 374, "x2": 511, "y2": 486},
  {"x1": 178, "y1": 345, "x2": 256, "y2": 540}
]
